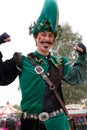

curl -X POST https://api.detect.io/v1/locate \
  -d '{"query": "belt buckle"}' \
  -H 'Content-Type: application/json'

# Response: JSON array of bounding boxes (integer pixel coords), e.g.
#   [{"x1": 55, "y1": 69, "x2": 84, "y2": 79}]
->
[
  {"x1": 35, "y1": 66, "x2": 44, "y2": 74},
  {"x1": 39, "y1": 112, "x2": 49, "y2": 121}
]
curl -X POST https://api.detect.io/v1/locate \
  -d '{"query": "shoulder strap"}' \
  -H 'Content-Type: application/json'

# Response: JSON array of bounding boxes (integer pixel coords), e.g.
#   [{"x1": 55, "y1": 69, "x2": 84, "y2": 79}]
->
[
  {"x1": 13, "y1": 52, "x2": 40, "y2": 74},
  {"x1": 27, "y1": 53, "x2": 38, "y2": 66},
  {"x1": 27, "y1": 52, "x2": 44, "y2": 65}
]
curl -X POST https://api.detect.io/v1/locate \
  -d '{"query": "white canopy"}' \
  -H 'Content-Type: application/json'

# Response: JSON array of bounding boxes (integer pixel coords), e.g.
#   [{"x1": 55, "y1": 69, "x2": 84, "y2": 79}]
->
[{"x1": 0, "y1": 101, "x2": 21, "y2": 117}]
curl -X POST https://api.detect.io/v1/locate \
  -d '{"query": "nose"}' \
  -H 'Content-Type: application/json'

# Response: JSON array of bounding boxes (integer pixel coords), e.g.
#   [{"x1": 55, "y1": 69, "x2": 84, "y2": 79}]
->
[{"x1": 45, "y1": 36, "x2": 50, "y2": 41}]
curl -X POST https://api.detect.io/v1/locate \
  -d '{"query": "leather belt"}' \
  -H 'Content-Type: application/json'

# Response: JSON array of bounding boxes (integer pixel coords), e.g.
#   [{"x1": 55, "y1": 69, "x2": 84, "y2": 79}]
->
[{"x1": 23, "y1": 109, "x2": 64, "y2": 121}]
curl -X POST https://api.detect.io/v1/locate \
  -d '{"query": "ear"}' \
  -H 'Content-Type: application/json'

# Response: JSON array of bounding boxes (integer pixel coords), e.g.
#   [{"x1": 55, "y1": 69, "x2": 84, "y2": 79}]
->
[
  {"x1": 33, "y1": 38, "x2": 37, "y2": 46},
  {"x1": 34, "y1": 37, "x2": 37, "y2": 43}
]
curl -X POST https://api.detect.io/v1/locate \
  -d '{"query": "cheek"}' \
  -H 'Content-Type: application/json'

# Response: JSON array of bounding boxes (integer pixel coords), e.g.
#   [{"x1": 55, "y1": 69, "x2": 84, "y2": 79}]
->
[
  {"x1": 37, "y1": 36, "x2": 43, "y2": 42},
  {"x1": 51, "y1": 38, "x2": 54, "y2": 42}
]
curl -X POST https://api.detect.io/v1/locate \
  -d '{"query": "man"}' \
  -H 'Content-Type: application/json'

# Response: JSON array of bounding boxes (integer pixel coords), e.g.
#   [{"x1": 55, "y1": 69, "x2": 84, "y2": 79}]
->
[{"x1": 0, "y1": 0, "x2": 87, "y2": 130}]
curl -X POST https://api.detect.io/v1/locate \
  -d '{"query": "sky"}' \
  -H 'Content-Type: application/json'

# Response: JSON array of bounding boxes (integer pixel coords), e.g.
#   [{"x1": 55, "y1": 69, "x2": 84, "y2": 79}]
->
[{"x1": 0, "y1": 0, "x2": 87, "y2": 106}]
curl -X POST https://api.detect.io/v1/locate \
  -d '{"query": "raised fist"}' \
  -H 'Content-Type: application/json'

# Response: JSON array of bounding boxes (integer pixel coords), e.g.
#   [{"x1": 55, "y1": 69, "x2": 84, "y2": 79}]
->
[
  {"x1": 0, "y1": 32, "x2": 11, "y2": 44},
  {"x1": 74, "y1": 42, "x2": 86, "y2": 55}
]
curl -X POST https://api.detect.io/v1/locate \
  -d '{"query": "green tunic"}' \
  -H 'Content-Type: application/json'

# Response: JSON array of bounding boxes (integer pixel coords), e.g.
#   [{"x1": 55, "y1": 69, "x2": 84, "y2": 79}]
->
[
  {"x1": 19, "y1": 51, "x2": 87, "y2": 130},
  {"x1": 19, "y1": 51, "x2": 70, "y2": 113}
]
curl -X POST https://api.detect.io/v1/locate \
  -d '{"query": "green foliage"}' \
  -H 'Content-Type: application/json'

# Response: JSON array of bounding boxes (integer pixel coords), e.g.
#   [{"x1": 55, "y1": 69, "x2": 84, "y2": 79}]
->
[
  {"x1": 52, "y1": 22, "x2": 82, "y2": 58},
  {"x1": 52, "y1": 22, "x2": 87, "y2": 104},
  {"x1": 62, "y1": 80, "x2": 87, "y2": 104}
]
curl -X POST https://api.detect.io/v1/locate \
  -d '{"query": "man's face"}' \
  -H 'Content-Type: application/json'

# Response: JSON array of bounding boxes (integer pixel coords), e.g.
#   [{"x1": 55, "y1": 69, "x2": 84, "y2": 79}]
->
[{"x1": 35, "y1": 31, "x2": 55, "y2": 53}]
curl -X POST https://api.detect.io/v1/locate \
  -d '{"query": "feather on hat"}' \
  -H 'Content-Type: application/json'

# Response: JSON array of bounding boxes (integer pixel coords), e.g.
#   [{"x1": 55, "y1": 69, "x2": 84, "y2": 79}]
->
[{"x1": 29, "y1": 0, "x2": 59, "y2": 35}]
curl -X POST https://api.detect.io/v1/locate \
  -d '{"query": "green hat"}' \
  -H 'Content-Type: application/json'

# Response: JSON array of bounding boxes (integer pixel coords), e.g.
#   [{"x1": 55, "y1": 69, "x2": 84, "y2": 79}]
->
[{"x1": 29, "y1": 0, "x2": 59, "y2": 35}]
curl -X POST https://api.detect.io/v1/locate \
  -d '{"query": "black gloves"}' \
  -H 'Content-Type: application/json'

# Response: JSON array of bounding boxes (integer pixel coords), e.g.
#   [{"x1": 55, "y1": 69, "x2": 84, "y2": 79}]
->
[
  {"x1": 0, "y1": 32, "x2": 10, "y2": 44},
  {"x1": 77, "y1": 42, "x2": 86, "y2": 55}
]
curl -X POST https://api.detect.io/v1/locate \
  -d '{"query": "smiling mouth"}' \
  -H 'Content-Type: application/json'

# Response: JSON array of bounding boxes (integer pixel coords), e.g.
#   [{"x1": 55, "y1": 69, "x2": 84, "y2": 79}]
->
[{"x1": 43, "y1": 46, "x2": 49, "y2": 49}]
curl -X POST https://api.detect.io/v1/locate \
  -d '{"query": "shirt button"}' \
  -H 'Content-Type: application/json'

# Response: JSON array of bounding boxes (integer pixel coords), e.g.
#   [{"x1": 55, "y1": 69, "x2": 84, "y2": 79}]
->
[{"x1": 47, "y1": 72, "x2": 50, "y2": 76}]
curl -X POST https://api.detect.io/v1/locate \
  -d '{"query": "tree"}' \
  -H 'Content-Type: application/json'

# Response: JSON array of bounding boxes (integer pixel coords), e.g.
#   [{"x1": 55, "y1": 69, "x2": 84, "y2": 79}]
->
[
  {"x1": 52, "y1": 22, "x2": 82, "y2": 58},
  {"x1": 52, "y1": 22, "x2": 87, "y2": 104}
]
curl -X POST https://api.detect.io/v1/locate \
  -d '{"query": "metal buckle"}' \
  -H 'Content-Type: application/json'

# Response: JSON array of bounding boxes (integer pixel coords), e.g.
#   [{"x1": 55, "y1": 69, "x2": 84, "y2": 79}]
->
[
  {"x1": 39, "y1": 112, "x2": 49, "y2": 121},
  {"x1": 50, "y1": 85, "x2": 56, "y2": 90},
  {"x1": 35, "y1": 66, "x2": 44, "y2": 74},
  {"x1": 23, "y1": 112, "x2": 27, "y2": 119}
]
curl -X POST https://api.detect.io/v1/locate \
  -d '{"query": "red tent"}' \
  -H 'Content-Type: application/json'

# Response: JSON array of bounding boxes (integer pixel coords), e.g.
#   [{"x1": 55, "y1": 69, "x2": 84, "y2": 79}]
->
[
  {"x1": 66, "y1": 104, "x2": 87, "y2": 117},
  {"x1": 0, "y1": 101, "x2": 21, "y2": 117},
  {"x1": 68, "y1": 109, "x2": 87, "y2": 117}
]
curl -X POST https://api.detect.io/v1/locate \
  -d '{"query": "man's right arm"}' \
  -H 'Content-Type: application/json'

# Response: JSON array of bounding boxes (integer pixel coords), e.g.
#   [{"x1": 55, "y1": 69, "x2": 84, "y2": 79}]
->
[
  {"x1": 0, "y1": 51, "x2": 18, "y2": 86},
  {"x1": 0, "y1": 33, "x2": 21, "y2": 85}
]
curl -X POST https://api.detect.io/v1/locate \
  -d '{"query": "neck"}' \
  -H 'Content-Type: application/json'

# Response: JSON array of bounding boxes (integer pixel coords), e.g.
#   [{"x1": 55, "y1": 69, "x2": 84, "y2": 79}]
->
[{"x1": 37, "y1": 49, "x2": 50, "y2": 56}]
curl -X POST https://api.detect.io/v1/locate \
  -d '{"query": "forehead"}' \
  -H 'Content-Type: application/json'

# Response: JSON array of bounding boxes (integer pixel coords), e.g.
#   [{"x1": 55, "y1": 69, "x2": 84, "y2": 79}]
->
[{"x1": 38, "y1": 31, "x2": 55, "y2": 35}]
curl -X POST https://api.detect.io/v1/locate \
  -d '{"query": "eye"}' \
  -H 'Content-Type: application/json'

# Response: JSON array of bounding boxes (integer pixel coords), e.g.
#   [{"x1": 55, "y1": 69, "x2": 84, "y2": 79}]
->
[
  {"x1": 41, "y1": 33, "x2": 46, "y2": 37},
  {"x1": 49, "y1": 34, "x2": 54, "y2": 38}
]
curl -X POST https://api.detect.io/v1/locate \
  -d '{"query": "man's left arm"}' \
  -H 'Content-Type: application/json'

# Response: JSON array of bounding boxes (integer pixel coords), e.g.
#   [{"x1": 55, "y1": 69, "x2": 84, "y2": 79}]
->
[{"x1": 63, "y1": 43, "x2": 87, "y2": 85}]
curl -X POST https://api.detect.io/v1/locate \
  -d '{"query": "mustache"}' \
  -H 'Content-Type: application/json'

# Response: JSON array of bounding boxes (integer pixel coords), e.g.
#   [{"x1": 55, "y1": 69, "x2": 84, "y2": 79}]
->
[{"x1": 39, "y1": 41, "x2": 53, "y2": 45}]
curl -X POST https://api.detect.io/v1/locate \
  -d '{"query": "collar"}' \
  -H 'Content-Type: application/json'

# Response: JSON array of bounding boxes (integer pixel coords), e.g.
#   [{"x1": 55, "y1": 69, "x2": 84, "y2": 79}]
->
[{"x1": 34, "y1": 51, "x2": 51, "y2": 59}]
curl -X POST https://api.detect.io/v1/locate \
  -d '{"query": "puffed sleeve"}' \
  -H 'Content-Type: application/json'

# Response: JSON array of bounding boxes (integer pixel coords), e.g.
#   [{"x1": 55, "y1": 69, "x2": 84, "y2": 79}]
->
[
  {"x1": 0, "y1": 51, "x2": 18, "y2": 85},
  {"x1": 63, "y1": 54, "x2": 87, "y2": 85}
]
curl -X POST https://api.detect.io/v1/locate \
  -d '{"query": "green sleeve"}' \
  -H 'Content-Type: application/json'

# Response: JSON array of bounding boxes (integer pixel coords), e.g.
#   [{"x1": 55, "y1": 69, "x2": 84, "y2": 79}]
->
[{"x1": 63, "y1": 54, "x2": 87, "y2": 85}]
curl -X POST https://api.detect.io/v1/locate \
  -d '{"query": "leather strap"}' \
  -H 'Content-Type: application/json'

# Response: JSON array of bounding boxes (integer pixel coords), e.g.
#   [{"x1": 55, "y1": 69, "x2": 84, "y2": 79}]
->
[
  {"x1": 35, "y1": 66, "x2": 68, "y2": 115},
  {"x1": 27, "y1": 53, "x2": 68, "y2": 115}
]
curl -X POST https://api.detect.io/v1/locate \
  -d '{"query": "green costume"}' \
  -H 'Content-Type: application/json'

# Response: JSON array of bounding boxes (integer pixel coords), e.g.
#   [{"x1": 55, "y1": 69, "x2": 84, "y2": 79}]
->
[
  {"x1": 20, "y1": 0, "x2": 87, "y2": 129},
  {"x1": 19, "y1": 51, "x2": 70, "y2": 113},
  {"x1": 19, "y1": 51, "x2": 87, "y2": 130},
  {"x1": 0, "y1": 0, "x2": 87, "y2": 130},
  {"x1": 20, "y1": 52, "x2": 87, "y2": 113}
]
